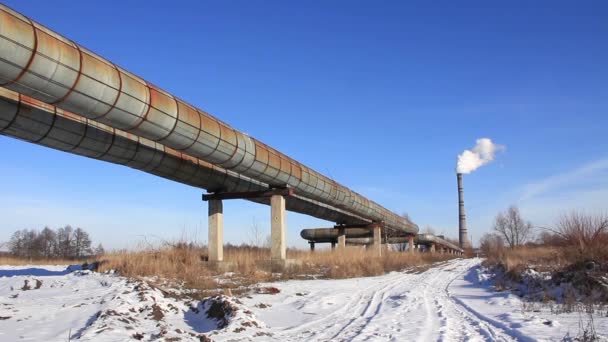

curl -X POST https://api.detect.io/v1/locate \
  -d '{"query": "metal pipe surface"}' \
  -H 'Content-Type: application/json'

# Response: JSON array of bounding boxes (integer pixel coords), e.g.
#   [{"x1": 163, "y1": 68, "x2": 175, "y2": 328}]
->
[
  {"x1": 416, "y1": 234, "x2": 463, "y2": 252},
  {"x1": 0, "y1": 4, "x2": 417, "y2": 235},
  {"x1": 300, "y1": 229, "x2": 462, "y2": 252},
  {"x1": 300, "y1": 227, "x2": 377, "y2": 240},
  {"x1": 0, "y1": 87, "x2": 370, "y2": 226}
]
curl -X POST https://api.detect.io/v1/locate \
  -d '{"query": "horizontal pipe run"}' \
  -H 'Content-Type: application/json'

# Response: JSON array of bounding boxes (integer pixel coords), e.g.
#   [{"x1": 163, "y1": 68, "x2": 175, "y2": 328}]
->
[
  {"x1": 0, "y1": 87, "x2": 370, "y2": 226},
  {"x1": 346, "y1": 237, "x2": 411, "y2": 245},
  {"x1": 0, "y1": 4, "x2": 417, "y2": 235},
  {"x1": 300, "y1": 227, "x2": 463, "y2": 252},
  {"x1": 415, "y1": 234, "x2": 463, "y2": 252},
  {"x1": 202, "y1": 187, "x2": 294, "y2": 201},
  {"x1": 300, "y1": 227, "x2": 379, "y2": 240}
]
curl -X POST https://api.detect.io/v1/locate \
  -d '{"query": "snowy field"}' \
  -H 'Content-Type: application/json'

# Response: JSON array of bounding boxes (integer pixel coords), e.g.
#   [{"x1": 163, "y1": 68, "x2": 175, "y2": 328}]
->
[{"x1": 1, "y1": 259, "x2": 606, "y2": 341}]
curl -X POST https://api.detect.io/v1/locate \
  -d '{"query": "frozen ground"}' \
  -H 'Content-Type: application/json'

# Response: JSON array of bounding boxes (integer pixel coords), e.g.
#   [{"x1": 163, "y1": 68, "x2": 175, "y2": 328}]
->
[{"x1": 1, "y1": 259, "x2": 606, "y2": 341}]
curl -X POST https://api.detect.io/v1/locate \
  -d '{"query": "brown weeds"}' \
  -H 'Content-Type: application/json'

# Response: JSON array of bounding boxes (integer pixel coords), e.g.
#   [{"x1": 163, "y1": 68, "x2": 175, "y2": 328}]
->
[
  {"x1": 93, "y1": 244, "x2": 455, "y2": 292},
  {"x1": 0, "y1": 256, "x2": 89, "y2": 266}
]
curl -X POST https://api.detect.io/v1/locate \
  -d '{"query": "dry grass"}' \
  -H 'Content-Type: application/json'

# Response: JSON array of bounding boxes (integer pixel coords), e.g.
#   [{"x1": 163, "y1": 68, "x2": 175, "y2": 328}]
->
[
  {"x1": 92, "y1": 244, "x2": 455, "y2": 293},
  {"x1": 485, "y1": 213, "x2": 608, "y2": 273},
  {"x1": 295, "y1": 247, "x2": 452, "y2": 279},
  {"x1": 1, "y1": 243, "x2": 457, "y2": 295},
  {"x1": 0, "y1": 256, "x2": 89, "y2": 266},
  {"x1": 485, "y1": 246, "x2": 565, "y2": 273},
  {"x1": 553, "y1": 212, "x2": 608, "y2": 262},
  {"x1": 98, "y1": 246, "x2": 218, "y2": 292}
]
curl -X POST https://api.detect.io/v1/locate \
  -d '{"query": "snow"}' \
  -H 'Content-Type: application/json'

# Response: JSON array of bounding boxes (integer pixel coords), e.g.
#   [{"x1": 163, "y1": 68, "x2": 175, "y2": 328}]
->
[{"x1": 1, "y1": 259, "x2": 607, "y2": 341}]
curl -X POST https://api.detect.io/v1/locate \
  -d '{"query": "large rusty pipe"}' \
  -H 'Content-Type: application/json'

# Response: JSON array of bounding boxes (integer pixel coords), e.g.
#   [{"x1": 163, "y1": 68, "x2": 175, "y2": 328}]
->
[
  {"x1": 0, "y1": 87, "x2": 370, "y2": 226},
  {"x1": 346, "y1": 237, "x2": 411, "y2": 245},
  {"x1": 300, "y1": 227, "x2": 377, "y2": 240},
  {"x1": 0, "y1": 4, "x2": 417, "y2": 235},
  {"x1": 300, "y1": 229, "x2": 462, "y2": 251}
]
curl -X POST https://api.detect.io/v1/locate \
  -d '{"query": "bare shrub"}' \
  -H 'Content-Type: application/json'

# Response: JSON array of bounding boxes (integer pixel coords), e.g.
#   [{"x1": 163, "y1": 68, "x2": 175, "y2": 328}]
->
[
  {"x1": 493, "y1": 206, "x2": 533, "y2": 248},
  {"x1": 537, "y1": 231, "x2": 561, "y2": 246},
  {"x1": 479, "y1": 233, "x2": 505, "y2": 262},
  {"x1": 97, "y1": 242, "x2": 455, "y2": 293},
  {"x1": 552, "y1": 212, "x2": 608, "y2": 262},
  {"x1": 482, "y1": 245, "x2": 563, "y2": 273}
]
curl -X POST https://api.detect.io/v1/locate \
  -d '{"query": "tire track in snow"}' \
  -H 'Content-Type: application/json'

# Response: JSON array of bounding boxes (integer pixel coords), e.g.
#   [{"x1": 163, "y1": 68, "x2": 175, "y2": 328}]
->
[
  {"x1": 262, "y1": 259, "x2": 527, "y2": 341},
  {"x1": 282, "y1": 261, "x2": 453, "y2": 341},
  {"x1": 274, "y1": 271, "x2": 409, "y2": 340},
  {"x1": 444, "y1": 260, "x2": 528, "y2": 342}
]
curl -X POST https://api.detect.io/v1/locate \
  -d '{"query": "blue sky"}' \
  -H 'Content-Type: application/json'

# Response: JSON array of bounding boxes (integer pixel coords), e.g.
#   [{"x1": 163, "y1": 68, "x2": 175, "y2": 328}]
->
[{"x1": 0, "y1": 1, "x2": 607, "y2": 249}]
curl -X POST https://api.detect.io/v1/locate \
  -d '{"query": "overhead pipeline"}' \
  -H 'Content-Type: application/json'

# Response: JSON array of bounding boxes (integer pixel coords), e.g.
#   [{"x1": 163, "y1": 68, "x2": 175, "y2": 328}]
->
[
  {"x1": 0, "y1": 87, "x2": 370, "y2": 226},
  {"x1": 0, "y1": 4, "x2": 417, "y2": 234}
]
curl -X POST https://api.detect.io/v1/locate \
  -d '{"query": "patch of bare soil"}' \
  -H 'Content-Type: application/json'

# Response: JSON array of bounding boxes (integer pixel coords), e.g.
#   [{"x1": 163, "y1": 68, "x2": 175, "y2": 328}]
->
[
  {"x1": 151, "y1": 304, "x2": 164, "y2": 321},
  {"x1": 204, "y1": 296, "x2": 237, "y2": 329}
]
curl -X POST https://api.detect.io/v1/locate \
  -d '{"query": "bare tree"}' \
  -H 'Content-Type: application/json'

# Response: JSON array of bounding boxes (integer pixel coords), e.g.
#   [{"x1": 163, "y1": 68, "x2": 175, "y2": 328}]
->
[
  {"x1": 479, "y1": 233, "x2": 504, "y2": 258},
  {"x1": 8, "y1": 230, "x2": 25, "y2": 257},
  {"x1": 248, "y1": 218, "x2": 263, "y2": 247},
  {"x1": 56, "y1": 225, "x2": 74, "y2": 258},
  {"x1": 493, "y1": 206, "x2": 533, "y2": 248},
  {"x1": 8, "y1": 226, "x2": 98, "y2": 259},
  {"x1": 94, "y1": 243, "x2": 105, "y2": 256},
  {"x1": 38, "y1": 226, "x2": 56, "y2": 258},
  {"x1": 73, "y1": 227, "x2": 92, "y2": 258}
]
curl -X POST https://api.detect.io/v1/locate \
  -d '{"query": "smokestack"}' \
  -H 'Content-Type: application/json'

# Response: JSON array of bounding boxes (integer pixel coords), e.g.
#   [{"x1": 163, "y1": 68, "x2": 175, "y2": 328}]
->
[{"x1": 457, "y1": 173, "x2": 469, "y2": 248}]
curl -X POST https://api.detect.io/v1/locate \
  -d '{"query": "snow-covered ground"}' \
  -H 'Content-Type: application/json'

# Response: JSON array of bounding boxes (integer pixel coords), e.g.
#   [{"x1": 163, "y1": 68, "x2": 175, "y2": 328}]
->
[{"x1": 1, "y1": 259, "x2": 606, "y2": 341}]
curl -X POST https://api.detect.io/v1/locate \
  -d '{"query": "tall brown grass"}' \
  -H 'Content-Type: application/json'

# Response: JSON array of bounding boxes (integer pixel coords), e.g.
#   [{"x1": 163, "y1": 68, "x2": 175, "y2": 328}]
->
[
  {"x1": 93, "y1": 244, "x2": 455, "y2": 294},
  {"x1": 0, "y1": 256, "x2": 90, "y2": 266},
  {"x1": 484, "y1": 246, "x2": 565, "y2": 273},
  {"x1": 484, "y1": 212, "x2": 608, "y2": 273}
]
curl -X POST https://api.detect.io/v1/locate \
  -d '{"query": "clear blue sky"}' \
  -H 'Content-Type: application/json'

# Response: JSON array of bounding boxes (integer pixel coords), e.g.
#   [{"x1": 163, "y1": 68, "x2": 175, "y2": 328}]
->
[{"x1": 1, "y1": 1, "x2": 607, "y2": 249}]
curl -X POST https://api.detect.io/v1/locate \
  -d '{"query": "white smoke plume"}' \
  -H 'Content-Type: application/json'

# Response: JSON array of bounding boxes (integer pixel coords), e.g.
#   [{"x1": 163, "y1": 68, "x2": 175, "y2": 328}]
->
[{"x1": 456, "y1": 138, "x2": 504, "y2": 174}]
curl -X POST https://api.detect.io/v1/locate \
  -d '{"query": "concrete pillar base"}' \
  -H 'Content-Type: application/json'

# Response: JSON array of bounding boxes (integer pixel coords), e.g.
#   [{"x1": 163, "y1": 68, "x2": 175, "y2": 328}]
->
[
  {"x1": 408, "y1": 236, "x2": 414, "y2": 253},
  {"x1": 208, "y1": 199, "x2": 224, "y2": 262},
  {"x1": 271, "y1": 195, "x2": 287, "y2": 261},
  {"x1": 203, "y1": 260, "x2": 237, "y2": 272},
  {"x1": 372, "y1": 226, "x2": 382, "y2": 257},
  {"x1": 337, "y1": 228, "x2": 346, "y2": 250},
  {"x1": 257, "y1": 259, "x2": 303, "y2": 272}
]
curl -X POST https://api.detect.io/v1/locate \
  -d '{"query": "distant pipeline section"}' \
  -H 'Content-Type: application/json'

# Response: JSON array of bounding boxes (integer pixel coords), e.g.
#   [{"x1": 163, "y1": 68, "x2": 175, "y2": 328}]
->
[
  {"x1": 301, "y1": 228, "x2": 463, "y2": 252},
  {"x1": 0, "y1": 87, "x2": 371, "y2": 225},
  {"x1": 0, "y1": 4, "x2": 417, "y2": 235}
]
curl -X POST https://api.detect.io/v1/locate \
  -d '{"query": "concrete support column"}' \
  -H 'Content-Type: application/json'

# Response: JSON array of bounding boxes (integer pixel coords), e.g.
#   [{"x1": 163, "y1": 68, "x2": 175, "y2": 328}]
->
[
  {"x1": 430, "y1": 243, "x2": 436, "y2": 253},
  {"x1": 372, "y1": 226, "x2": 382, "y2": 257},
  {"x1": 271, "y1": 194, "x2": 286, "y2": 261},
  {"x1": 208, "y1": 199, "x2": 224, "y2": 262},
  {"x1": 408, "y1": 236, "x2": 415, "y2": 253},
  {"x1": 337, "y1": 228, "x2": 346, "y2": 250}
]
